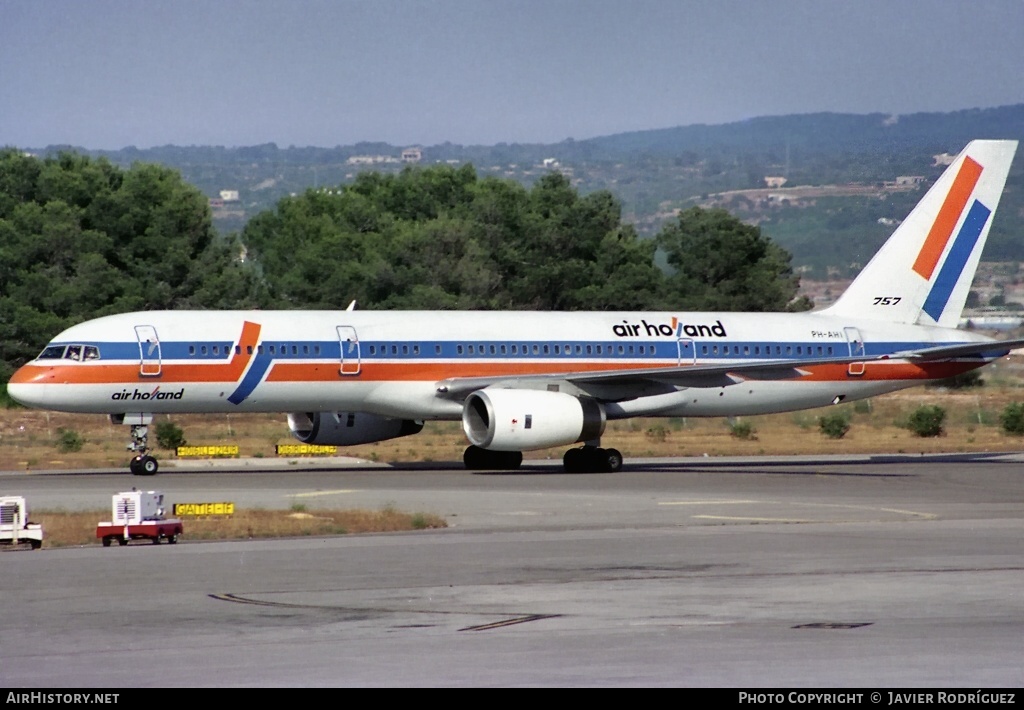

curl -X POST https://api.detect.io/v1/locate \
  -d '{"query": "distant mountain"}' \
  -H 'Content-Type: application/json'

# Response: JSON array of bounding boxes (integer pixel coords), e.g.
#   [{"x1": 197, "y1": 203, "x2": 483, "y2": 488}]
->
[{"x1": 568, "y1": 104, "x2": 1024, "y2": 158}]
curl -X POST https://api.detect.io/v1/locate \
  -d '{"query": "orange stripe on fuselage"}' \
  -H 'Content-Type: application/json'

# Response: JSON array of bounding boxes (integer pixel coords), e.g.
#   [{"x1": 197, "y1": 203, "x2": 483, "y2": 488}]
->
[
  {"x1": 912, "y1": 157, "x2": 983, "y2": 280},
  {"x1": 790, "y1": 361, "x2": 984, "y2": 381}
]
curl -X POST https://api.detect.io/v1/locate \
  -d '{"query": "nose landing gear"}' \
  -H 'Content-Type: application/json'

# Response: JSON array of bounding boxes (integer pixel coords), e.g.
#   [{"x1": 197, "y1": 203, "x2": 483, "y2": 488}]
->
[{"x1": 112, "y1": 414, "x2": 159, "y2": 476}]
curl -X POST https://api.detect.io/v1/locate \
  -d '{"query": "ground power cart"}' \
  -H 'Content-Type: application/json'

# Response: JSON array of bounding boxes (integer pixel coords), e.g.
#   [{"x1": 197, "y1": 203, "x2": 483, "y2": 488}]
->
[
  {"x1": 0, "y1": 496, "x2": 43, "y2": 550},
  {"x1": 97, "y1": 490, "x2": 183, "y2": 546}
]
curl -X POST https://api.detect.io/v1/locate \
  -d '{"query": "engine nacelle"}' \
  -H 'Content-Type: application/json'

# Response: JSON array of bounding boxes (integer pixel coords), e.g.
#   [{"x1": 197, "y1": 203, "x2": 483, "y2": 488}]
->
[
  {"x1": 287, "y1": 412, "x2": 423, "y2": 446},
  {"x1": 462, "y1": 389, "x2": 605, "y2": 451}
]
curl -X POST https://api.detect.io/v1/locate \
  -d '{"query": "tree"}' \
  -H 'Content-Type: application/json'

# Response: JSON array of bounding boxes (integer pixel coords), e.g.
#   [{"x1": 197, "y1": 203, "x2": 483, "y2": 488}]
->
[
  {"x1": 656, "y1": 206, "x2": 810, "y2": 312},
  {"x1": 0, "y1": 149, "x2": 268, "y2": 380},
  {"x1": 242, "y1": 165, "x2": 668, "y2": 311}
]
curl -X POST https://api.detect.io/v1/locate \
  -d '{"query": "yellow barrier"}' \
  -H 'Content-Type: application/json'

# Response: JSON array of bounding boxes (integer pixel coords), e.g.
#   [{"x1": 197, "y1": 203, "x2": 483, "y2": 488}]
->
[
  {"x1": 176, "y1": 445, "x2": 240, "y2": 458},
  {"x1": 173, "y1": 502, "x2": 235, "y2": 516},
  {"x1": 275, "y1": 444, "x2": 338, "y2": 456}
]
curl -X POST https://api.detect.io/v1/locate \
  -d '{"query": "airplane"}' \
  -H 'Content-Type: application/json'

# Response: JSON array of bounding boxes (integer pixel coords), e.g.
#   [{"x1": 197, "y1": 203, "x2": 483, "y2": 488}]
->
[{"x1": 6, "y1": 139, "x2": 1021, "y2": 475}]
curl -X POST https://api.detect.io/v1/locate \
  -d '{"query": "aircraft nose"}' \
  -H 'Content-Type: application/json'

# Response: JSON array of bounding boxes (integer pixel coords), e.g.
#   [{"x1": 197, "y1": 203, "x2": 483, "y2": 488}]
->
[{"x1": 6, "y1": 364, "x2": 50, "y2": 408}]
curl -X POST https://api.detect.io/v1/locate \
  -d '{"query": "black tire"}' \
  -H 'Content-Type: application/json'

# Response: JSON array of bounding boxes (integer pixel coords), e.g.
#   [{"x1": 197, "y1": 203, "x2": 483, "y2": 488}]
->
[
  {"x1": 603, "y1": 448, "x2": 624, "y2": 473},
  {"x1": 102, "y1": 537, "x2": 112, "y2": 547},
  {"x1": 29, "y1": 540, "x2": 42, "y2": 550},
  {"x1": 152, "y1": 536, "x2": 160, "y2": 544},
  {"x1": 463, "y1": 446, "x2": 484, "y2": 469},
  {"x1": 141, "y1": 456, "x2": 159, "y2": 475},
  {"x1": 500, "y1": 451, "x2": 523, "y2": 469},
  {"x1": 167, "y1": 534, "x2": 178, "y2": 544},
  {"x1": 129, "y1": 457, "x2": 142, "y2": 475},
  {"x1": 117, "y1": 538, "x2": 128, "y2": 546},
  {"x1": 563, "y1": 448, "x2": 583, "y2": 473}
]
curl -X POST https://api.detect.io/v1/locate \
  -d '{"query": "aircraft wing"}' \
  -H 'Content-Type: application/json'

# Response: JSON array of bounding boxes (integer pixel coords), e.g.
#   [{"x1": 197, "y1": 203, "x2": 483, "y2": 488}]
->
[
  {"x1": 436, "y1": 353, "x2": 856, "y2": 400},
  {"x1": 435, "y1": 338, "x2": 1024, "y2": 401}
]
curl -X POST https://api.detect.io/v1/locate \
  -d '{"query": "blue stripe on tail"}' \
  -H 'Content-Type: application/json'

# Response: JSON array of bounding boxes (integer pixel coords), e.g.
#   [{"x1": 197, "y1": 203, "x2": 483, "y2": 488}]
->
[{"x1": 922, "y1": 200, "x2": 991, "y2": 322}]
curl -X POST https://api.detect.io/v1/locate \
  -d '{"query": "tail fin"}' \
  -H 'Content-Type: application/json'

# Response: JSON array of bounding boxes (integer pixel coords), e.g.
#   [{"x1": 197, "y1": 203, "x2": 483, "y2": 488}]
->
[{"x1": 823, "y1": 139, "x2": 1018, "y2": 327}]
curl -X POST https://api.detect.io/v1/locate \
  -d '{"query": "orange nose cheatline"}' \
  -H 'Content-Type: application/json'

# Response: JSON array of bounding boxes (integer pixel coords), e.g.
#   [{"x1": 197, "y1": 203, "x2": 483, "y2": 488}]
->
[{"x1": 6, "y1": 363, "x2": 56, "y2": 408}]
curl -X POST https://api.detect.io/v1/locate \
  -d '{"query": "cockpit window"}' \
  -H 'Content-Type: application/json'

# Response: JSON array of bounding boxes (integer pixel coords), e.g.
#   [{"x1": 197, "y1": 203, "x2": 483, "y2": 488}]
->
[
  {"x1": 38, "y1": 345, "x2": 67, "y2": 360},
  {"x1": 35, "y1": 344, "x2": 100, "y2": 361}
]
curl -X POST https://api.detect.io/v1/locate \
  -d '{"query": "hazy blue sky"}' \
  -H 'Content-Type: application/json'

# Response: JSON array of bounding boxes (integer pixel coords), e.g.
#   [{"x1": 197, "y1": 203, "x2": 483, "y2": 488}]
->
[{"x1": 2, "y1": 0, "x2": 1022, "y2": 150}]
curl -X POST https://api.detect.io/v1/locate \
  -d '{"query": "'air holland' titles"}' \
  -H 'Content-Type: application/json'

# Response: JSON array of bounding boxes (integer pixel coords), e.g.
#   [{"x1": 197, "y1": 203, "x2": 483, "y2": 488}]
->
[
  {"x1": 612, "y1": 317, "x2": 727, "y2": 339},
  {"x1": 111, "y1": 387, "x2": 185, "y2": 401}
]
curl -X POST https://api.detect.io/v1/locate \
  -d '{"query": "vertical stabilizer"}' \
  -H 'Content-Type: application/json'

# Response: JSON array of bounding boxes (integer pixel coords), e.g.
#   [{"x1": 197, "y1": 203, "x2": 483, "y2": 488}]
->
[{"x1": 823, "y1": 140, "x2": 1017, "y2": 327}]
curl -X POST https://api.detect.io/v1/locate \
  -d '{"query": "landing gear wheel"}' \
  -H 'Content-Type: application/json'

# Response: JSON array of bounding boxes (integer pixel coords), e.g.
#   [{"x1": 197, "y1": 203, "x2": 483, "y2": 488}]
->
[
  {"x1": 563, "y1": 448, "x2": 584, "y2": 473},
  {"x1": 563, "y1": 446, "x2": 624, "y2": 473},
  {"x1": 603, "y1": 448, "x2": 624, "y2": 473},
  {"x1": 130, "y1": 455, "x2": 159, "y2": 476},
  {"x1": 463, "y1": 446, "x2": 523, "y2": 470}
]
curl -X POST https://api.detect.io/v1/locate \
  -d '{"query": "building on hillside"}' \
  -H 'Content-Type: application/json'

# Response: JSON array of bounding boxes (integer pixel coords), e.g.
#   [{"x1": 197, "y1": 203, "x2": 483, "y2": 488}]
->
[
  {"x1": 401, "y1": 147, "x2": 422, "y2": 163},
  {"x1": 764, "y1": 176, "x2": 787, "y2": 188}
]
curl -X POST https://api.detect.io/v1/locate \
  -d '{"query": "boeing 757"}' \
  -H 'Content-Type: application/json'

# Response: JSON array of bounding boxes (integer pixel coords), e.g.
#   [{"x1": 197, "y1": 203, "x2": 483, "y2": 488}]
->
[{"x1": 7, "y1": 140, "x2": 1020, "y2": 474}]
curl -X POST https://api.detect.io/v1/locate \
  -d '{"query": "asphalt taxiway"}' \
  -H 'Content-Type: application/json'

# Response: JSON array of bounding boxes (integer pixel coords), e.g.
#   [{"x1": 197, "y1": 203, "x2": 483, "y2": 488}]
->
[{"x1": 1, "y1": 454, "x2": 1022, "y2": 687}]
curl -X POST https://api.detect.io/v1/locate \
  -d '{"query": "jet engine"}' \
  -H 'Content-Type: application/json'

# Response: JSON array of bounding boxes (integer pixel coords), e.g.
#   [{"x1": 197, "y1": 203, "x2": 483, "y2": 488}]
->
[
  {"x1": 287, "y1": 412, "x2": 423, "y2": 446},
  {"x1": 462, "y1": 389, "x2": 605, "y2": 451}
]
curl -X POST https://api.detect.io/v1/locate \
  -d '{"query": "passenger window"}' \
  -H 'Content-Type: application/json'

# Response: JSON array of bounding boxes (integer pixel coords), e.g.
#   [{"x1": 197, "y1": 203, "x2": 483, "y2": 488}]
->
[
  {"x1": 201, "y1": 345, "x2": 208, "y2": 356},
  {"x1": 457, "y1": 345, "x2": 464, "y2": 355},
  {"x1": 189, "y1": 345, "x2": 196, "y2": 356}
]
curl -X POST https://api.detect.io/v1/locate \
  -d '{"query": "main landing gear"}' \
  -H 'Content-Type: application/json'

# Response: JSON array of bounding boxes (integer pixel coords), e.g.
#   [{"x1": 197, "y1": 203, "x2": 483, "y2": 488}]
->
[
  {"x1": 563, "y1": 445, "x2": 623, "y2": 473},
  {"x1": 463, "y1": 446, "x2": 523, "y2": 470},
  {"x1": 462, "y1": 444, "x2": 624, "y2": 473}
]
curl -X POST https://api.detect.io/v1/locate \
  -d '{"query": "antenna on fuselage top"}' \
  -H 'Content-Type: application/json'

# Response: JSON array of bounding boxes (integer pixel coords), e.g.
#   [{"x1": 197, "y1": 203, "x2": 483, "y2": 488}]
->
[{"x1": 346, "y1": 300, "x2": 357, "y2": 311}]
